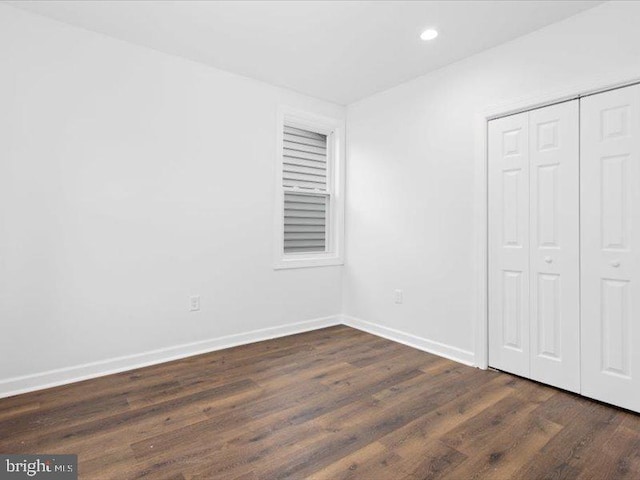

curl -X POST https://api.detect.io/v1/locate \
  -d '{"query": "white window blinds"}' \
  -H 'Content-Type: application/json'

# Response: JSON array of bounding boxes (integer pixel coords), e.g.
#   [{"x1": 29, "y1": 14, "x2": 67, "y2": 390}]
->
[{"x1": 282, "y1": 125, "x2": 329, "y2": 254}]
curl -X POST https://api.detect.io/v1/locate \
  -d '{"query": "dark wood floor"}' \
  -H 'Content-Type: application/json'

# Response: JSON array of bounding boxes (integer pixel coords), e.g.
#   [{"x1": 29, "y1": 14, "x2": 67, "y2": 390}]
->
[{"x1": 1, "y1": 326, "x2": 639, "y2": 479}]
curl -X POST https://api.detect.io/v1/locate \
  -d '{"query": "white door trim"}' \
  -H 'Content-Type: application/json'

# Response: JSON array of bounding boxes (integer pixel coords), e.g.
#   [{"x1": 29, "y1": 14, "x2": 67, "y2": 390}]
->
[{"x1": 473, "y1": 65, "x2": 640, "y2": 369}]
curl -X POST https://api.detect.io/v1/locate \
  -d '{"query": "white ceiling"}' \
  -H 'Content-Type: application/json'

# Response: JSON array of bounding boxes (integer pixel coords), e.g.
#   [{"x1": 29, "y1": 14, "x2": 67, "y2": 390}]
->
[{"x1": 7, "y1": 0, "x2": 602, "y2": 105}]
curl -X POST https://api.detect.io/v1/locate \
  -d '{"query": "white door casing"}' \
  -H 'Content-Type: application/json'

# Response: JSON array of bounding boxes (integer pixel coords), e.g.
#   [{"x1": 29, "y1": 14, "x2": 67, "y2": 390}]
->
[
  {"x1": 528, "y1": 101, "x2": 580, "y2": 393},
  {"x1": 488, "y1": 112, "x2": 530, "y2": 377},
  {"x1": 581, "y1": 84, "x2": 640, "y2": 412}
]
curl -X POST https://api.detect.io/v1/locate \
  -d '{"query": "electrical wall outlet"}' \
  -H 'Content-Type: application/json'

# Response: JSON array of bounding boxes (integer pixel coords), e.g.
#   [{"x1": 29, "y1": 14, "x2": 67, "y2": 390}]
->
[
  {"x1": 189, "y1": 295, "x2": 200, "y2": 312},
  {"x1": 394, "y1": 289, "x2": 403, "y2": 304}
]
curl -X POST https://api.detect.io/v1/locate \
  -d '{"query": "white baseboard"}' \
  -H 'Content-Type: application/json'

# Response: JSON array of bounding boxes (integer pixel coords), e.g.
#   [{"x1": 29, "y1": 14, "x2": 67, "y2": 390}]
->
[
  {"x1": 0, "y1": 314, "x2": 478, "y2": 399},
  {"x1": 0, "y1": 315, "x2": 341, "y2": 399},
  {"x1": 341, "y1": 315, "x2": 476, "y2": 367}
]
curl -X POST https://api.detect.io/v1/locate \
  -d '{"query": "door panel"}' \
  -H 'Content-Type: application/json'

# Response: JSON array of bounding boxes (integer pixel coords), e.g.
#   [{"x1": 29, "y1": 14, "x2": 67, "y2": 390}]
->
[
  {"x1": 529, "y1": 101, "x2": 580, "y2": 393},
  {"x1": 488, "y1": 112, "x2": 530, "y2": 377},
  {"x1": 581, "y1": 84, "x2": 640, "y2": 412}
]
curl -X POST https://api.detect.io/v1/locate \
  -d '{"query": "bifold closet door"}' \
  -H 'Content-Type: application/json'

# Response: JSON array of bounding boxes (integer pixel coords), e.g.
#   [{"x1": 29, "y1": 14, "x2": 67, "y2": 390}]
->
[
  {"x1": 581, "y1": 84, "x2": 640, "y2": 412},
  {"x1": 529, "y1": 102, "x2": 580, "y2": 392},
  {"x1": 488, "y1": 101, "x2": 580, "y2": 392},
  {"x1": 488, "y1": 112, "x2": 530, "y2": 377}
]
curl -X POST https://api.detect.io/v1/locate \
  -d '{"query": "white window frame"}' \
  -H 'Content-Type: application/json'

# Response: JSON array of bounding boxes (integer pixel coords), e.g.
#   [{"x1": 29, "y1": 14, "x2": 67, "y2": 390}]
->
[{"x1": 274, "y1": 106, "x2": 345, "y2": 269}]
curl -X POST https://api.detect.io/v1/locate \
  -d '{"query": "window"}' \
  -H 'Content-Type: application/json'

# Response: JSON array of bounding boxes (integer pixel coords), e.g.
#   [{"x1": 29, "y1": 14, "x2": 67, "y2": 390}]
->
[{"x1": 274, "y1": 108, "x2": 344, "y2": 269}]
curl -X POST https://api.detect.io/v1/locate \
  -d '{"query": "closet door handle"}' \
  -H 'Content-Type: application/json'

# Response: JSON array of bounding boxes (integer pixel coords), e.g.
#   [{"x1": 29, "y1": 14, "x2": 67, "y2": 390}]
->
[
  {"x1": 544, "y1": 256, "x2": 553, "y2": 264},
  {"x1": 610, "y1": 261, "x2": 621, "y2": 268}
]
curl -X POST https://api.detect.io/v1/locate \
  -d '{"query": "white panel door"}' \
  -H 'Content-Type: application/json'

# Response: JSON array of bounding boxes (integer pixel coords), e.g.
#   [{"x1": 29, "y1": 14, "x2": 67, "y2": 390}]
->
[
  {"x1": 488, "y1": 112, "x2": 530, "y2": 377},
  {"x1": 529, "y1": 101, "x2": 580, "y2": 393},
  {"x1": 581, "y1": 84, "x2": 640, "y2": 412}
]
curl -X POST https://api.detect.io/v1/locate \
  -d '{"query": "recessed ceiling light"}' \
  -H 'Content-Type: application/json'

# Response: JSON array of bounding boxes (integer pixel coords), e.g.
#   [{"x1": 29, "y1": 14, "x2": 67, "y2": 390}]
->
[{"x1": 420, "y1": 29, "x2": 438, "y2": 41}]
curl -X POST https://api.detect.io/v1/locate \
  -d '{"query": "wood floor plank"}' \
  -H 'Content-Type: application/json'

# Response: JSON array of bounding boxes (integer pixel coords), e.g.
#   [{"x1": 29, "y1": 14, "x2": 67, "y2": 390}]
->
[
  {"x1": 574, "y1": 424, "x2": 640, "y2": 480},
  {"x1": 443, "y1": 401, "x2": 563, "y2": 479},
  {"x1": 0, "y1": 378, "x2": 256, "y2": 453},
  {"x1": 0, "y1": 325, "x2": 639, "y2": 480},
  {"x1": 440, "y1": 390, "x2": 544, "y2": 455},
  {"x1": 0, "y1": 401, "x2": 41, "y2": 421},
  {"x1": 305, "y1": 441, "x2": 412, "y2": 480},
  {"x1": 512, "y1": 399, "x2": 623, "y2": 479},
  {"x1": 402, "y1": 440, "x2": 467, "y2": 480},
  {"x1": 378, "y1": 375, "x2": 516, "y2": 470}
]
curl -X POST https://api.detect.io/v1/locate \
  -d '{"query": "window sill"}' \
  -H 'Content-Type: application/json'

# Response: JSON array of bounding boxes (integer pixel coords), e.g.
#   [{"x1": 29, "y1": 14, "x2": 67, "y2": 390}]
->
[{"x1": 274, "y1": 255, "x2": 344, "y2": 270}]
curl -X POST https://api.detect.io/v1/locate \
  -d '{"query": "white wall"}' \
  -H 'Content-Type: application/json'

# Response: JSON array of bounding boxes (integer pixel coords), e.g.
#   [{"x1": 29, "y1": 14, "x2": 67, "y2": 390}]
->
[
  {"x1": 344, "y1": 1, "x2": 640, "y2": 364},
  {"x1": 0, "y1": 4, "x2": 344, "y2": 392}
]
